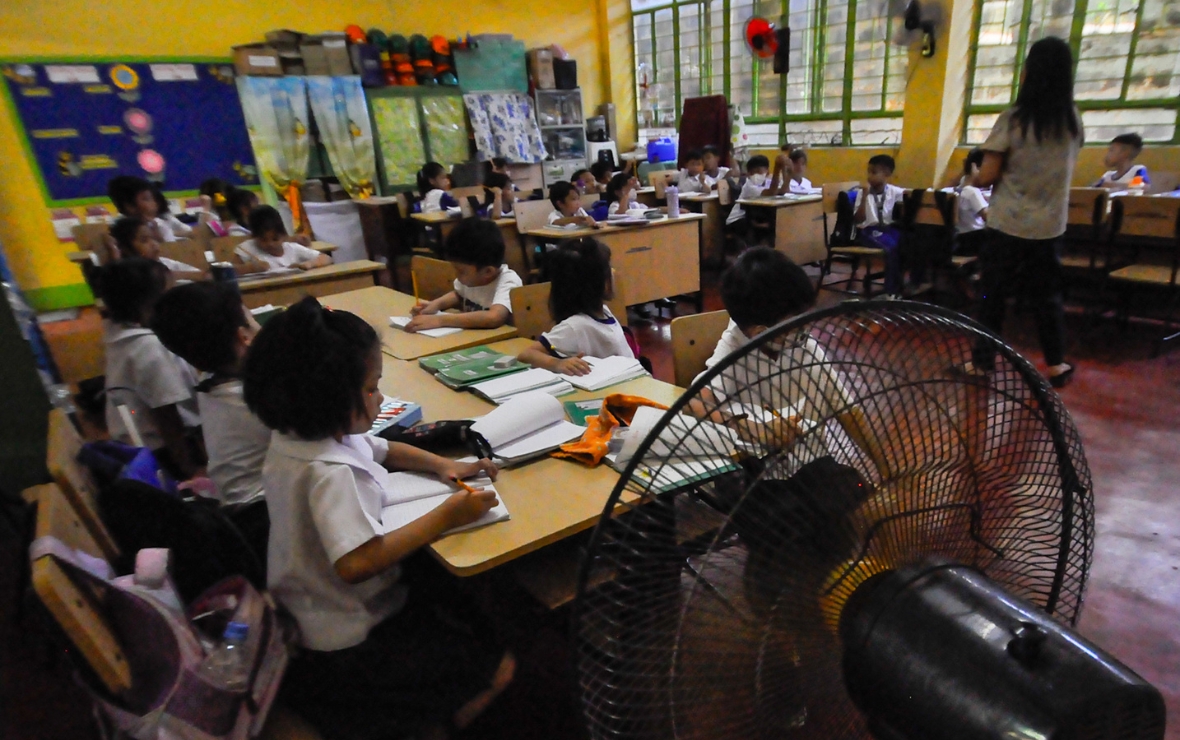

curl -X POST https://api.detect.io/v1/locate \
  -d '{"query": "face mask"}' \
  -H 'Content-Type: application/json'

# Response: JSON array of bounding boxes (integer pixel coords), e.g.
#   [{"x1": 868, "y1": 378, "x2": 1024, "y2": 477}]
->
[{"x1": 749, "y1": 173, "x2": 767, "y2": 186}]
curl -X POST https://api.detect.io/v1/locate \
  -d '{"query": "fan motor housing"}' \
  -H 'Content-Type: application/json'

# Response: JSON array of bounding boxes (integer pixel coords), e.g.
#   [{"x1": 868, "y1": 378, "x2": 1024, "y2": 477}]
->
[{"x1": 839, "y1": 561, "x2": 1165, "y2": 740}]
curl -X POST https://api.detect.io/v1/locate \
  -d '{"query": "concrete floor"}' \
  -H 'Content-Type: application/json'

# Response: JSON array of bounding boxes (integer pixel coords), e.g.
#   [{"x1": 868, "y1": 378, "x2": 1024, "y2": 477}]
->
[{"x1": 4, "y1": 267, "x2": 1177, "y2": 739}]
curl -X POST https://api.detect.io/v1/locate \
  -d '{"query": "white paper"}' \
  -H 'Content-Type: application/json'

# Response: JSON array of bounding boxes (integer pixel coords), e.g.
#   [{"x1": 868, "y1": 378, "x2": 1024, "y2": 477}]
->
[
  {"x1": 471, "y1": 391, "x2": 565, "y2": 449},
  {"x1": 149, "y1": 64, "x2": 198, "y2": 82},
  {"x1": 46, "y1": 65, "x2": 100, "y2": 84},
  {"x1": 471, "y1": 368, "x2": 565, "y2": 402},
  {"x1": 390, "y1": 316, "x2": 462, "y2": 338},
  {"x1": 380, "y1": 477, "x2": 508, "y2": 534},
  {"x1": 249, "y1": 304, "x2": 276, "y2": 315},
  {"x1": 493, "y1": 420, "x2": 584, "y2": 462},
  {"x1": 382, "y1": 471, "x2": 491, "y2": 507},
  {"x1": 566, "y1": 356, "x2": 648, "y2": 392},
  {"x1": 52, "y1": 216, "x2": 81, "y2": 241}
]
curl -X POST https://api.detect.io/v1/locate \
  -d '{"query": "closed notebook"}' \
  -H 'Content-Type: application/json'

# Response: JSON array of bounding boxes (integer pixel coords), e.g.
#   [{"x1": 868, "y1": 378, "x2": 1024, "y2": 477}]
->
[
  {"x1": 437, "y1": 354, "x2": 528, "y2": 388},
  {"x1": 470, "y1": 391, "x2": 585, "y2": 465},
  {"x1": 380, "y1": 473, "x2": 508, "y2": 535},
  {"x1": 390, "y1": 316, "x2": 463, "y2": 338},
  {"x1": 469, "y1": 367, "x2": 573, "y2": 403},
  {"x1": 418, "y1": 346, "x2": 504, "y2": 374},
  {"x1": 565, "y1": 356, "x2": 649, "y2": 392}
]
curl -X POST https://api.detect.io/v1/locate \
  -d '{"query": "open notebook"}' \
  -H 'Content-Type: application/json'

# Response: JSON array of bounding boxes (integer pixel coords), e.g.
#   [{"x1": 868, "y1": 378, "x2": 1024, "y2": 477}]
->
[
  {"x1": 566, "y1": 356, "x2": 649, "y2": 392},
  {"x1": 390, "y1": 316, "x2": 463, "y2": 338},
  {"x1": 606, "y1": 405, "x2": 742, "y2": 493},
  {"x1": 380, "y1": 472, "x2": 508, "y2": 535},
  {"x1": 471, "y1": 391, "x2": 585, "y2": 465}
]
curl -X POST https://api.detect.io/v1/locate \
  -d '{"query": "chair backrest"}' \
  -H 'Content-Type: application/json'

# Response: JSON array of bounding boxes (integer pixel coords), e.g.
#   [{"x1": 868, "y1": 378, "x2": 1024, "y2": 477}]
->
[
  {"x1": 1147, "y1": 170, "x2": 1180, "y2": 195},
  {"x1": 670, "y1": 310, "x2": 731, "y2": 388},
  {"x1": 822, "y1": 181, "x2": 860, "y2": 214},
  {"x1": 409, "y1": 255, "x2": 457, "y2": 301},
  {"x1": 46, "y1": 409, "x2": 120, "y2": 562},
  {"x1": 580, "y1": 192, "x2": 602, "y2": 208},
  {"x1": 716, "y1": 178, "x2": 733, "y2": 206},
  {"x1": 1067, "y1": 188, "x2": 1108, "y2": 229},
  {"x1": 650, "y1": 170, "x2": 678, "y2": 199},
  {"x1": 513, "y1": 199, "x2": 555, "y2": 234},
  {"x1": 1112, "y1": 196, "x2": 1180, "y2": 240},
  {"x1": 28, "y1": 481, "x2": 131, "y2": 695},
  {"x1": 210, "y1": 235, "x2": 251, "y2": 264},
  {"x1": 607, "y1": 268, "x2": 628, "y2": 328},
  {"x1": 72, "y1": 222, "x2": 112, "y2": 253},
  {"x1": 158, "y1": 239, "x2": 210, "y2": 270},
  {"x1": 510, "y1": 282, "x2": 554, "y2": 341},
  {"x1": 911, "y1": 189, "x2": 956, "y2": 228},
  {"x1": 450, "y1": 185, "x2": 484, "y2": 202}
]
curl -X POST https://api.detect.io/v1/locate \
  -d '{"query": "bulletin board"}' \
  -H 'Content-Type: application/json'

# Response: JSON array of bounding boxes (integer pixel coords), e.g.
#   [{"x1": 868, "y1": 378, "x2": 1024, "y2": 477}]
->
[{"x1": 1, "y1": 59, "x2": 258, "y2": 206}]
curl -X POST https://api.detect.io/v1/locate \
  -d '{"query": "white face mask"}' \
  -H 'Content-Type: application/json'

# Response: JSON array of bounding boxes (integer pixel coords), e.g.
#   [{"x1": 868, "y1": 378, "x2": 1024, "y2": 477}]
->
[{"x1": 749, "y1": 173, "x2": 767, "y2": 186}]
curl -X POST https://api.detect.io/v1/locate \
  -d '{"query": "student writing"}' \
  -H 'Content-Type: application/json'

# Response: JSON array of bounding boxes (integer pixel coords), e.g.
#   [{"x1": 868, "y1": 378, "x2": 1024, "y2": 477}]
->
[{"x1": 236, "y1": 206, "x2": 332, "y2": 273}]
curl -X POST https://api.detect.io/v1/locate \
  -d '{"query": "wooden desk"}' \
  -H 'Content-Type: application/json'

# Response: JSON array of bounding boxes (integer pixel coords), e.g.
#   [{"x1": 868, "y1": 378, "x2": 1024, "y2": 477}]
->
[
  {"x1": 377, "y1": 336, "x2": 685, "y2": 575},
  {"x1": 526, "y1": 214, "x2": 705, "y2": 307},
  {"x1": 411, "y1": 214, "x2": 528, "y2": 277},
  {"x1": 680, "y1": 193, "x2": 724, "y2": 265},
  {"x1": 66, "y1": 240, "x2": 337, "y2": 266},
  {"x1": 237, "y1": 260, "x2": 383, "y2": 309},
  {"x1": 319, "y1": 285, "x2": 518, "y2": 360},
  {"x1": 738, "y1": 194, "x2": 827, "y2": 266},
  {"x1": 635, "y1": 186, "x2": 660, "y2": 208}
]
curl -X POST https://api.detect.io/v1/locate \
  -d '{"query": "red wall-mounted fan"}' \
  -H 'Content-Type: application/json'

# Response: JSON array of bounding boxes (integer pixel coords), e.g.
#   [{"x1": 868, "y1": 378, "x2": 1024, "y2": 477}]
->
[{"x1": 743, "y1": 16, "x2": 791, "y2": 74}]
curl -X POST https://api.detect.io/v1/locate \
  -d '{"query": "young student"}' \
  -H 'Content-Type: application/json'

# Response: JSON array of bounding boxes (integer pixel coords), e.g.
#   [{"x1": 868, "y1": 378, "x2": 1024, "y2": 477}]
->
[
  {"x1": 241, "y1": 297, "x2": 513, "y2": 740},
  {"x1": 97, "y1": 258, "x2": 204, "y2": 480},
  {"x1": 152, "y1": 188, "x2": 196, "y2": 241},
  {"x1": 151, "y1": 282, "x2": 270, "y2": 560},
  {"x1": 590, "y1": 161, "x2": 615, "y2": 194},
  {"x1": 701, "y1": 145, "x2": 730, "y2": 188},
  {"x1": 852, "y1": 154, "x2": 908, "y2": 297},
  {"x1": 955, "y1": 148, "x2": 990, "y2": 255},
  {"x1": 237, "y1": 206, "x2": 331, "y2": 273},
  {"x1": 572, "y1": 168, "x2": 598, "y2": 195},
  {"x1": 418, "y1": 161, "x2": 459, "y2": 213},
  {"x1": 108, "y1": 176, "x2": 170, "y2": 241},
  {"x1": 1094, "y1": 133, "x2": 1150, "y2": 191},
  {"x1": 785, "y1": 148, "x2": 813, "y2": 193},
  {"x1": 675, "y1": 149, "x2": 711, "y2": 195},
  {"x1": 225, "y1": 188, "x2": 259, "y2": 236},
  {"x1": 109, "y1": 216, "x2": 207, "y2": 282},
  {"x1": 406, "y1": 217, "x2": 523, "y2": 331},
  {"x1": 483, "y1": 172, "x2": 515, "y2": 218},
  {"x1": 725, "y1": 155, "x2": 775, "y2": 239},
  {"x1": 547, "y1": 181, "x2": 599, "y2": 229},
  {"x1": 606, "y1": 172, "x2": 646, "y2": 215},
  {"x1": 518, "y1": 238, "x2": 634, "y2": 375}
]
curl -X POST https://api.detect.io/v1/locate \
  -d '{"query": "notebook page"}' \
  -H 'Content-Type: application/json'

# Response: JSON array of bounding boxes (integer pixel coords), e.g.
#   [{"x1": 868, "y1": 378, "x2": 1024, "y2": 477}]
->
[
  {"x1": 471, "y1": 368, "x2": 564, "y2": 401},
  {"x1": 380, "y1": 479, "x2": 508, "y2": 535},
  {"x1": 381, "y1": 471, "x2": 458, "y2": 506},
  {"x1": 389, "y1": 316, "x2": 463, "y2": 338},
  {"x1": 493, "y1": 420, "x2": 585, "y2": 462},
  {"x1": 470, "y1": 391, "x2": 565, "y2": 448},
  {"x1": 566, "y1": 356, "x2": 647, "y2": 392}
]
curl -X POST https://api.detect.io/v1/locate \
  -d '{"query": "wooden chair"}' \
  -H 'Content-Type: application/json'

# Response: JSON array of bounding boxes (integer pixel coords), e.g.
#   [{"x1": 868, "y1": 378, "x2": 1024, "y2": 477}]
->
[
  {"x1": 1104, "y1": 196, "x2": 1180, "y2": 356},
  {"x1": 670, "y1": 310, "x2": 731, "y2": 388},
  {"x1": 649, "y1": 170, "x2": 678, "y2": 200},
  {"x1": 512, "y1": 199, "x2": 554, "y2": 234},
  {"x1": 716, "y1": 178, "x2": 733, "y2": 207},
  {"x1": 210, "y1": 235, "x2": 251, "y2": 264},
  {"x1": 409, "y1": 255, "x2": 457, "y2": 301},
  {"x1": 822, "y1": 181, "x2": 883, "y2": 294},
  {"x1": 72, "y1": 222, "x2": 112, "y2": 253},
  {"x1": 1147, "y1": 171, "x2": 1180, "y2": 195},
  {"x1": 158, "y1": 239, "x2": 210, "y2": 270},
  {"x1": 509, "y1": 282, "x2": 554, "y2": 341},
  {"x1": 46, "y1": 409, "x2": 120, "y2": 562},
  {"x1": 1061, "y1": 188, "x2": 1110, "y2": 271},
  {"x1": 450, "y1": 185, "x2": 484, "y2": 203}
]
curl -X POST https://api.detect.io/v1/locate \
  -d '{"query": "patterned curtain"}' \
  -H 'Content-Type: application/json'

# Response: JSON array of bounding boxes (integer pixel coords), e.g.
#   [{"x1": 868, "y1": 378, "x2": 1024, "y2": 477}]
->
[
  {"x1": 371, "y1": 96, "x2": 425, "y2": 189},
  {"x1": 236, "y1": 76, "x2": 312, "y2": 232},
  {"x1": 306, "y1": 76, "x2": 377, "y2": 199},
  {"x1": 462, "y1": 93, "x2": 547, "y2": 163}
]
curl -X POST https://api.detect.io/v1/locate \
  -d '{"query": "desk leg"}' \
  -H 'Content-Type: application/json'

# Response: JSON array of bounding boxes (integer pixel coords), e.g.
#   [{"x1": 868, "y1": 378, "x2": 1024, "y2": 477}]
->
[{"x1": 696, "y1": 217, "x2": 705, "y2": 311}]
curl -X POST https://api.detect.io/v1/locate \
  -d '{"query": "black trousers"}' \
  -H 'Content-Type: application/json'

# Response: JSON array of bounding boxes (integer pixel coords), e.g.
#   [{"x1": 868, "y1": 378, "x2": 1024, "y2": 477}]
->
[{"x1": 973, "y1": 230, "x2": 1067, "y2": 369}]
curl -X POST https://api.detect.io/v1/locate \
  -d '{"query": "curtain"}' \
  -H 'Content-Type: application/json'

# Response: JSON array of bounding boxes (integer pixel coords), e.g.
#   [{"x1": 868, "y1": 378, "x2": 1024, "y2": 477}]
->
[
  {"x1": 462, "y1": 93, "x2": 547, "y2": 163},
  {"x1": 421, "y1": 96, "x2": 469, "y2": 168},
  {"x1": 371, "y1": 96, "x2": 425, "y2": 189},
  {"x1": 237, "y1": 76, "x2": 312, "y2": 232},
  {"x1": 306, "y1": 76, "x2": 378, "y2": 199}
]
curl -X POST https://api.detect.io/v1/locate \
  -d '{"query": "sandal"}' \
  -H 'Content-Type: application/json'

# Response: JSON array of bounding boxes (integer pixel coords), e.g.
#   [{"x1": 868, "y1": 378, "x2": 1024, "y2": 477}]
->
[{"x1": 1048, "y1": 364, "x2": 1075, "y2": 389}]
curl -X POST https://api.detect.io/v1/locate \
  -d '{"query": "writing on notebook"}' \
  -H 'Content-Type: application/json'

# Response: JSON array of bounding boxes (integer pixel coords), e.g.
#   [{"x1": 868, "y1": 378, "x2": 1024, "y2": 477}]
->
[{"x1": 390, "y1": 316, "x2": 463, "y2": 338}]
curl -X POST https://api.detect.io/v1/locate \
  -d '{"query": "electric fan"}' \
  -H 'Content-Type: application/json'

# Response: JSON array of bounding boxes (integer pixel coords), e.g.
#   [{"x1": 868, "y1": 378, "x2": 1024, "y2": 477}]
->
[
  {"x1": 744, "y1": 17, "x2": 791, "y2": 74},
  {"x1": 575, "y1": 301, "x2": 1165, "y2": 740}
]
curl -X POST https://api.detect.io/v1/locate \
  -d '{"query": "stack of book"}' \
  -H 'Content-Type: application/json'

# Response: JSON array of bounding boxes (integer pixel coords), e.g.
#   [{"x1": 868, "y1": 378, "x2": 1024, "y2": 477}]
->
[{"x1": 418, "y1": 345, "x2": 572, "y2": 402}]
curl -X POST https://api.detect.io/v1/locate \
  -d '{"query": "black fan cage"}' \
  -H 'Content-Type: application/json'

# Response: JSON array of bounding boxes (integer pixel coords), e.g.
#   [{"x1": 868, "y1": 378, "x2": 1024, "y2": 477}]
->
[{"x1": 574, "y1": 300, "x2": 1095, "y2": 740}]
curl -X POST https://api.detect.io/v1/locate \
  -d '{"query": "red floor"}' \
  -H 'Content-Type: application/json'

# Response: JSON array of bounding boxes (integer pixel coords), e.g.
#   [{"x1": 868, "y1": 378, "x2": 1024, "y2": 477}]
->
[{"x1": 4, "y1": 268, "x2": 1178, "y2": 739}]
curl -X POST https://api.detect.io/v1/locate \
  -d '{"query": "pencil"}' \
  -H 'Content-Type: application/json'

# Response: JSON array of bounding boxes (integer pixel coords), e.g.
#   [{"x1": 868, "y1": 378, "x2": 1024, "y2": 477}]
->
[
  {"x1": 450, "y1": 477, "x2": 479, "y2": 494},
  {"x1": 763, "y1": 405, "x2": 783, "y2": 419},
  {"x1": 411, "y1": 272, "x2": 420, "y2": 304}
]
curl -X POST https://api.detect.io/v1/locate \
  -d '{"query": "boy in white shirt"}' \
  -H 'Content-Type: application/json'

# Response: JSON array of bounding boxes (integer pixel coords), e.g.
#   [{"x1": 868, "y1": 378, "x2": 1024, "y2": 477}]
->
[
  {"x1": 407, "y1": 217, "x2": 523, "y2": 331},
  {"x1": 236, "y1": 205, "x2": 331, "y2": 273},
  {"x1": 152, "y1": 281, "x2": 271, "y2": 562},
  {"x1": 97, "y1": 258, "x2": 204, "y2": 480},
  {"x1": 547, "y1": 181, "x2": 599, "y2": 229},
  {"x1": 725, "y1": 155, "x2": 778, "y2": 243},
  {"x1": 853, "y1": 154, "x2": 909, "y2": 297},
  {"x1": 784, "y1": 147, "x2": 813, "y2": 193},
  {"x1": 675, "y1": 149, "x2": 711, "y2": 195},
  {"x1": 701, "y1": 145, "x2": 730, "y2": 188},
  {"x1": 1094, "y1": 133, "x2": 1150, "y2": 191},
  {"x1": 955, "y1": 148, "x2": 990, "y2": 255}
]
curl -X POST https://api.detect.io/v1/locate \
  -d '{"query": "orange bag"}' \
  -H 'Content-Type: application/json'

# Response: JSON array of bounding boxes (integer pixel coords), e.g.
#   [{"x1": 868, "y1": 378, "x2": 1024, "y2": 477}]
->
[{"x1": 553, "y1": 394, "x2": 669, "y2": 467}]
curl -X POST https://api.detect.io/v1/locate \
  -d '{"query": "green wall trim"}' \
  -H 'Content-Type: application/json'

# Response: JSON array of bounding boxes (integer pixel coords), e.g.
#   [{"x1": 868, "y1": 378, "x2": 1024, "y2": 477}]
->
[{"x1": 24, "y1": 282, "x2": 94, "y2": 311}]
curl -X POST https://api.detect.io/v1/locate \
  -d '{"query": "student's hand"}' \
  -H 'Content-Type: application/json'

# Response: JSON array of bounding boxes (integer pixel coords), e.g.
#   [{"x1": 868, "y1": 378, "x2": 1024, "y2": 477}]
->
[
  {"x1": 295, "y1": 261, "x2": 317, "y2": 271},
  {"x1": 575, "y1": 215, "x2": 597, "y2": 227},
  {"x1": 405, "y1": 313, "x2": 445, "y2": 332},
  {"x1": 199, "y1": 194, "x2": 213, "y2": 213},
  {"x1": 440, "y1": 488, "x2": 499, "y2": 529},
  {"x1": 555, "y1": 355, "x2": 593, "y2": 376},
  {"x1": 436, "y1": 457, "x2": 499, "y2": 485},
  {"x1": 290, "y1": 234, "x2": 313, "y2": 247}
]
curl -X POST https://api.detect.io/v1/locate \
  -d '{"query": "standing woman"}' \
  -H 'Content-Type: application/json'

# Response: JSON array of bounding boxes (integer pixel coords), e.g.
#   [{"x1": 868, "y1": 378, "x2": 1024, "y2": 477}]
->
[{"x1": 973, "y1": 36, "x2": 1082, "y2": 387}]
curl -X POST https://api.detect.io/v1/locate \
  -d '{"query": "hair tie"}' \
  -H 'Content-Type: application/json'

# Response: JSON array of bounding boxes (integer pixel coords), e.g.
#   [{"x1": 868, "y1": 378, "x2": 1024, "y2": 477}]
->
[{"x1": 213, "y1": 193, "x2": 227, "y2": 206}]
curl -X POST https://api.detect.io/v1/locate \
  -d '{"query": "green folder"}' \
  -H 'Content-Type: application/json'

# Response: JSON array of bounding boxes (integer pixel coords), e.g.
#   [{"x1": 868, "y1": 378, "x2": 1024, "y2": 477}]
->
[
  {"x1": 418, "y1": 346, "x2": 503, "y2": 373},
  {"x1": 564, "y1": 399, "x2": 604, "y2": 426},
  {"x1": 435, "y1": 354, "x2": 527, "y2": 388}
]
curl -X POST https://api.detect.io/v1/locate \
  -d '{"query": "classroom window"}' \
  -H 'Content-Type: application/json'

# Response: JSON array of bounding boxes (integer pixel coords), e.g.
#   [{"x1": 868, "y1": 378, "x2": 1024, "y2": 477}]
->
[
  {"x1": 965, "y1": 0, "x2": 1180, "y2": 145},
  {"x1": 631, "y1": 0, "x2": 907, "y2": 145}
]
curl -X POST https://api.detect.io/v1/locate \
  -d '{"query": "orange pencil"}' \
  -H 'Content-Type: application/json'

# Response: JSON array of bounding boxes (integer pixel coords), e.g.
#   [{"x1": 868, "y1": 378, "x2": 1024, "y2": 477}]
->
[{"x1": 450, "y1": 477, "x2": 479, "y2": 494}]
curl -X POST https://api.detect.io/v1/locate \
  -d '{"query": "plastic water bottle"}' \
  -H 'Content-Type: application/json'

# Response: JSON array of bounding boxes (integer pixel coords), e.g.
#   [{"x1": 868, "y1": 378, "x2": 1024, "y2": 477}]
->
[
  {"x1": 666, "y1": 185, "x2": 679, "y2": 217},
  {"x1": 198, "y1": 621, "x2": 250, "y2": 691}
]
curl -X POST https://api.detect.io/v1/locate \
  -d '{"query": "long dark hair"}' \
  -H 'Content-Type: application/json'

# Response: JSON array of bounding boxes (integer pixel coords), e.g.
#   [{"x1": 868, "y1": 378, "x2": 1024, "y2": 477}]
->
[
  {"x1": 1013, "y1": 37, "x2": 1079, "y2": 143},
  {"x1": 417, "y1": 161, "x2": 447, "y2": 197},
  {"x1": 548, "y1": 238, "x2": 612, "y2": 323}
]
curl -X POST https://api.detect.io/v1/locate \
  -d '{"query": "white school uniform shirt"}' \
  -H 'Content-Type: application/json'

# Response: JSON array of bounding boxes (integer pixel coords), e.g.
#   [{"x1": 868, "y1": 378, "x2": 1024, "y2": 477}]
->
[
  {"x1": 703, "y1": 167, "x2": 730, "y2": 187},
  {"x1": 789, "y1": 176, "x2": 813, "y2": 194},
  {"x1": 548, "y1": 207, "x2": 590, "y2": 229},
  {"x1": 454, "y1": 265, "x2": 523, "y2": 313},
  {"x1": 675, "y1": 170, "x2": 711, "y2": 195},
  {"x1": 264, "y1": 432, "x2": 407, "y2": 651},
  {"x1": 421, "y1": 188, "x2": 451, "y2": 214},
  {"x1": 1094, "y1": 163, "x2": 1150, "y2": 189},
  {"x1": 227, "y1": 222, "x2": 251, "y2": 237},
  {"x1": 236, "y1": 239, "x2": 323, "y2": 271},
  {"x1": 196, "y1": 379, "x2": 269, "y2": 507},
  {"x1": 854, "y1": 184, "x2": 906, "y2": 228},
  {"x1": 956, "y1": 185, "x2": 989, "y2": 234},
  {"x1": 726, "y1": 177, "x2": 769, "y2": 225},
  {"x1": 155, "y1": 214, "x2": 192, "y2": 242},
  {"x1": 540, "y1": 307, "x2": 634, "y2": 360},
  {"x1": 607, "y1": 195, "x2": 642, "y2": 215},
  {"x1": 103, "y1": 321, "x2": 200, "y2": 450}
]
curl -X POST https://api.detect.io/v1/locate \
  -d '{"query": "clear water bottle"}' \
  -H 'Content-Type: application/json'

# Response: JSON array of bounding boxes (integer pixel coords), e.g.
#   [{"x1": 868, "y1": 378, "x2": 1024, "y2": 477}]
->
[
  {"x1": 666, "y1": 185, "x2": 679, "y2": 217},
  {"x1": 198, "y1": 621, "x2": 250, "y2": 691}
]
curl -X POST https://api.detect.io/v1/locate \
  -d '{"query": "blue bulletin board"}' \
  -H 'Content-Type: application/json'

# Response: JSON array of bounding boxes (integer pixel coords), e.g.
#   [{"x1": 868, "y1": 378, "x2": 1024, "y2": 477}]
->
[{"x1": 1, "y1": 59, "x2": 258, "y2": 206}]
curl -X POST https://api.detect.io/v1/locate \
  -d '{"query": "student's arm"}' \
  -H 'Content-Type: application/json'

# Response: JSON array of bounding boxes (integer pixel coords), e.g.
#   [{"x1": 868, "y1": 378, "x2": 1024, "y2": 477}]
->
[
  {"x1": 296, "y1": 252, "x2": 332, "y2": 270},
  {"x1": 854, "y1": 190, "x2": 868, "y2": 223},
  {"x1": 230, "y1": 254, "x2": 269, "y2": 275},
  {"x1": 550, "y1": 214, "x2": 595, "y2": 226},
  {"x1": 976, "y1": 151, "x2": 1004, "y2": 189},
  {"x1": 407, "y1": 304, "x2": 511, "y2": 331},
  {"x1": 383, "y1": 441, "x2": 499, "y2": 482},
  {"x1": 409, "y1": 290, "x2": 461, "y2": 316},
  {"x1": 518, "y1": 341, "x2": 592, "y2": 375},
  {"x1": 335, "y1": 489, "x2": 498, "y2": 584},
  {"x1": 171, "y1": 268, "x2": 209, "y2": 282},
  {"x1": 150, "y1": 404, "x2": 203, "y2": 479}
]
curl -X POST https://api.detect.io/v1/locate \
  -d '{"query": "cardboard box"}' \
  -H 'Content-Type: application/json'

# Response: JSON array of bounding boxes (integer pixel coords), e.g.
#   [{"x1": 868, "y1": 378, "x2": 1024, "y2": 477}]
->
[
  {"x1": 278, "y1": 48, "x2": 305, "y2": 76},
  {"x1": 321, "y1": 33, "x2": 354, "y2": 76},
  {"x1": 300, "y1": 42, "x2": 330, "y2": 76},
  {"x1": 528, "y1": 48, "x2": 555, "y2": 89},
  {"x1": 265, "y1": 29, "x2": 303, "y2": 49},
  {"x1": 232, "y1": 44, "x2": 283, "y2": 77},
  {"x1": 553, "y1": 58, "x2": 577, "y2": 89}
]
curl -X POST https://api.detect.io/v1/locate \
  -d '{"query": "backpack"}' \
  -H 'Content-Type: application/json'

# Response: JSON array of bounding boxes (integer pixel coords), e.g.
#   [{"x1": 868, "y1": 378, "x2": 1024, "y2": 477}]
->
[{"x1": 829, "y1": 190, "x2": 858, "y2": 247}]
